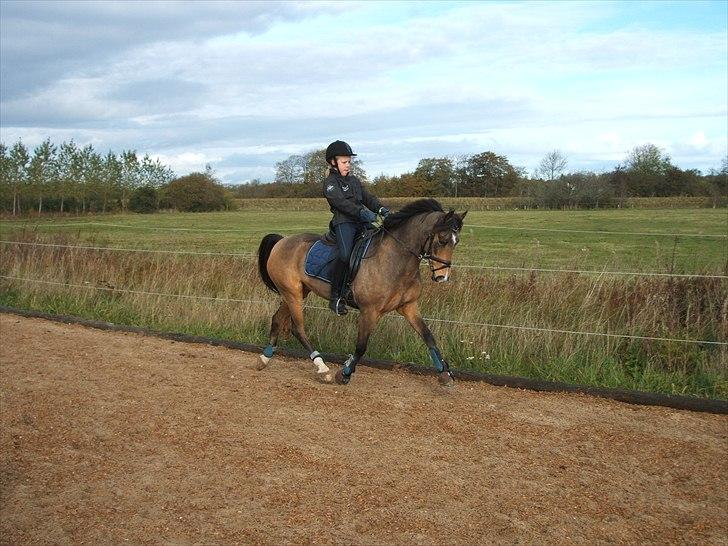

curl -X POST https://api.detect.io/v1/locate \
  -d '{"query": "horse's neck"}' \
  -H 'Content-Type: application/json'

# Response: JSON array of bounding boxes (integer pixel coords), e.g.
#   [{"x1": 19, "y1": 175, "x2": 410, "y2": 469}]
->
[
  {"x1": 382, "y1": 213, "x2": 436, "y2": 273},
  {"x1": 398, "y1": 212, "x2": 436, "y2": 250}
]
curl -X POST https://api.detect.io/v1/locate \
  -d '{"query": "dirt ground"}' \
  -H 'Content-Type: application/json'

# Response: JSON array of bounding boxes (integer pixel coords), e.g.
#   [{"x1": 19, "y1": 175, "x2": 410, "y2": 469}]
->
[{"x1": 0, "y1": 314, "x2": 726, "y2": 545}]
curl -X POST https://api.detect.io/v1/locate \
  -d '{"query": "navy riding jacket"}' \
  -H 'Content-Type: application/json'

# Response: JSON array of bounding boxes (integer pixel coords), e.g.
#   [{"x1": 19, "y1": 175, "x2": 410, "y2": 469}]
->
[{"x1": 323, "y1": 169, "x2": 382, "y2": 227}]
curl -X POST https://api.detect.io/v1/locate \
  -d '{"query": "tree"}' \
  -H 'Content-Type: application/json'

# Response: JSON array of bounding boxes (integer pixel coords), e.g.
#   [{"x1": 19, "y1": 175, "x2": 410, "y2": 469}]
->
[
  {"x1": 624, "y1": 143, "x2": 673, "y2": 196},
  {"x1": 120, "y1": 150, "x2": 140, "y2": 211},
  {"x1": 537, "y1": 150, "x2": 568, "y2": 181},
  {"x1": 139, "y1": 154, "x2": 172, "y2": 188},
  {"x1": 301, "y1": 149, "x2": 327, "y2": 185},
  {"x1": 663, "y1": 167, "x2": 700, "y2": 196},
  {"x1": 530, "y1": 171, "x2": 614, "y2": 209},
  {"x1": 28, "y1": 139, "x2": 57, "y2": 214},
  {"x1": 275, "y1": 155, "x2": 304, "y2": 184},
  {"x1": 625, "y1": 143, "x2": 672, "y2": 174},
  {"x1": 459, "y1": 151, "x2": 520, "y2": 197},
  {"x1": 75, "y1": 144, "x2": 97, "y2": 213},
  {"x1": 163, "y1": 172, "x2": 227, "y2": 212},
  {"x1": 129, "y1": 185, "x2": 159, "y2": 213},
  {"x1": 350, "y1": 157, "x2": 368, "y2": 183},
  {"x1": 277, "y1": 148, "x2": 369, "y2": 188},
  {"x1": 451, "y1": 154, "x2": 470, "y2": 198},
  {"x1": 414, "y1": 157, "x2": 454, "y2": 196},
  {"x1": 100, "y1": 151, "x2": 122, "y2": 212},
  {"x1": 0, "y1": 144, "x2": 9, "y2": 211},
  {"x1": 7, "y1": 141, "x2": 30, "y2": 215},
  {"x1": 56, "y1": 141, "x2": 81, "y2": 213}
]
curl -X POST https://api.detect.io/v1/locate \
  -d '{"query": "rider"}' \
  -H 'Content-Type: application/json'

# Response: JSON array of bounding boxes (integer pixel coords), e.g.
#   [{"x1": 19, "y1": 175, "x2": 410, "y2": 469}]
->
[{"x1": 323, "y1": 140, "x2": 389, "y2": 316}]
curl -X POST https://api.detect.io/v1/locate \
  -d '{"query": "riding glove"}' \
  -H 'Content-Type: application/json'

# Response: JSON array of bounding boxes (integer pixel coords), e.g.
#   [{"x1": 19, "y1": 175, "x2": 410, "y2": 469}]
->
[{"x1": 371, "y1": 214, "x2": 385, "y2": 229}]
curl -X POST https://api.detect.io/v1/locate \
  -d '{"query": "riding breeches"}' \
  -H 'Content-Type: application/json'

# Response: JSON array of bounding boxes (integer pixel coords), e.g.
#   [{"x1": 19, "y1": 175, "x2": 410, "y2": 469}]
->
[{"x1": 333, "y1": 222, "x2": 363, "y2": 265}]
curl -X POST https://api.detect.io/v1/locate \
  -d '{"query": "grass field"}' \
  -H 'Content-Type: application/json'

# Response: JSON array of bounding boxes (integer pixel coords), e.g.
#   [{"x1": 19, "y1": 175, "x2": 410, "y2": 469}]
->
[
  {"x1": 1, "y1": 206, "x2": 726, "y2": 398},
  {"x1": 2, "y1": 207, "x2": 726, "y2": 271}
]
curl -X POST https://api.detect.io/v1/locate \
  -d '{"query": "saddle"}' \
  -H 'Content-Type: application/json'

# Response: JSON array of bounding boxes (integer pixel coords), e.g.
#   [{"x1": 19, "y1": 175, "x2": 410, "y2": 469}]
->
[{"x1": 305, "y1": 229, "x2": 378, "y2": 308}]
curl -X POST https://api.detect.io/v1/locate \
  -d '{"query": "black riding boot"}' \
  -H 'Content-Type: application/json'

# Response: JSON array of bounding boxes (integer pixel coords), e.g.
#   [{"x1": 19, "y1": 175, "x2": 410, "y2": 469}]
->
[{"x1": 329, "y1": 260, "x2": 348, "y2": 316}]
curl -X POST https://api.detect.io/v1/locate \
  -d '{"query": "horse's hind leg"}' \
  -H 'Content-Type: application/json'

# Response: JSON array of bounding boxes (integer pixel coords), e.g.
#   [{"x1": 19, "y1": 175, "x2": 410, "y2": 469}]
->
[
  {"x1": 284, "y1": 287, "x2": 335, "y2": 383},
  {"x1": 258, "y1": 301, "x2": 291, "y2": 370}
]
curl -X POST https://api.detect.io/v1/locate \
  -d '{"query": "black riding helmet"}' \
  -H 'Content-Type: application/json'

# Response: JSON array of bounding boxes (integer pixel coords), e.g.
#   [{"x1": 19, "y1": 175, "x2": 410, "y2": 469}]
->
[{"x1": 325, "y1": 140, "x2": 357, "y2": 163}]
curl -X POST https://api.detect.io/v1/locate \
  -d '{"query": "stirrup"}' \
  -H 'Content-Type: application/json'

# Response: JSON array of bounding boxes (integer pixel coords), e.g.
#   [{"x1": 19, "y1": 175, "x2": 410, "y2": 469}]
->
[{"x1": 329, "y1": 297, "x2": 348, "y2": 316}]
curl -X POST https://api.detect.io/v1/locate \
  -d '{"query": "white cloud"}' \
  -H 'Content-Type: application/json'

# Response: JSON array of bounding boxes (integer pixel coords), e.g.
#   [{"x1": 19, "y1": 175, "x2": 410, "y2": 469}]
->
[
  {"x1": 1, "y1": 1, "x2": 725, "y2": 178},
  {"x1": 688, "y1": 131, "x2": 709, "y2": 149},
  {"x1": 153, "y1": 152, "x2": 221, "y2": 174}
]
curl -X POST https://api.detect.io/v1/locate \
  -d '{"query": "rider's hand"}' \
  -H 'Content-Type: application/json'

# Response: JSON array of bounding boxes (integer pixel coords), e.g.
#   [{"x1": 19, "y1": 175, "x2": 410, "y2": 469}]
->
[
  {"x1": 371, "y1": 214, "x2": 384, "y2": 229},
  {"x1": 378, "y1": 207, "x2": 390, "y2": 217}
]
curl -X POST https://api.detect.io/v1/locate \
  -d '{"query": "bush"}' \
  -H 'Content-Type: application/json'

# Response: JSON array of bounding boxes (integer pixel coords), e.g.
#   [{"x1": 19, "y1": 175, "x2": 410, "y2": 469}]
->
[
  {"x1": 129, "y1": 186, "x2": 159, "y2": 213},
  {"x1": 163, "y1": 173, "x2": 227, "y2": 212},
  {"x1": 530, "y1": 172, "x2": 615, "y2": 209}
]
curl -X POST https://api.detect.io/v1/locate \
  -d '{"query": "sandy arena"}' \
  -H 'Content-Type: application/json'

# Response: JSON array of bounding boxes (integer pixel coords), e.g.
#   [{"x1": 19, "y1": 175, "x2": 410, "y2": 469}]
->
[{"x1": 0, "y1": 314, "x2": 726, "y2": 545}]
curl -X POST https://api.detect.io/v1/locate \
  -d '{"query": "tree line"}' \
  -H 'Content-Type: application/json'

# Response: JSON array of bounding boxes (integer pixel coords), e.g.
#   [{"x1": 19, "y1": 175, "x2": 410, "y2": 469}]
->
[
  {"x1": 235, "y1": 144, "x2": 726, "y2": 208},
  {"x1": 3, "y1": 138, "x2": 724, "y2": 215},
  {"x1": 0, "y1": 139, "x2": 176, "y2": 215}
]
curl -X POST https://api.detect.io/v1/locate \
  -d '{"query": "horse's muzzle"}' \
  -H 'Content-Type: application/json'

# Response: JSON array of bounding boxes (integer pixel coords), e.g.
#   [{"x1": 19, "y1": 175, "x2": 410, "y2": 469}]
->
[{"x1": 433, "y1": 274, "x2": 449, "y2": 282}]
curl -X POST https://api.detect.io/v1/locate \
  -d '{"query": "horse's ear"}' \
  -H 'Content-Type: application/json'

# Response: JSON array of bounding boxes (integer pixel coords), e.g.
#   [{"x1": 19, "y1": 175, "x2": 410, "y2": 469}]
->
[
  {"x1": 444, "y1": 210, "x2": 454, "y2": 221},
  {"x1": 460, "y1": 210, "x2": 468, "y2": 221}
]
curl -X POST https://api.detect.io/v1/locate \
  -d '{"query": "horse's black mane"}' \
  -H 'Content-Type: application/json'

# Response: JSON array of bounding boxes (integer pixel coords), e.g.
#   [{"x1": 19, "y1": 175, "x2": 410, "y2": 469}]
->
[
  {"x1": 383, "y1": 199, "x2": 443, "y2": 230},
  {"x1": 383, "y1": 198, "x2": 462, "y2": 231}
]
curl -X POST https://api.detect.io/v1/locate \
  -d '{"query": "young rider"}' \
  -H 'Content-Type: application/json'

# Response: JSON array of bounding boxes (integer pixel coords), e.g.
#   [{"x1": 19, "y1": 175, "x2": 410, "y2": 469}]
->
[{"x1": 323, "y1": 140, "x2": 389, "y2": 316}]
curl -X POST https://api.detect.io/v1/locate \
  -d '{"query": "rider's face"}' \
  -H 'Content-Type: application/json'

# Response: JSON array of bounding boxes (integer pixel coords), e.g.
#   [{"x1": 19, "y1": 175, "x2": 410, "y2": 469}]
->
[{"x1": 335, "y1": 156, "x2": 352, "y2": 176}]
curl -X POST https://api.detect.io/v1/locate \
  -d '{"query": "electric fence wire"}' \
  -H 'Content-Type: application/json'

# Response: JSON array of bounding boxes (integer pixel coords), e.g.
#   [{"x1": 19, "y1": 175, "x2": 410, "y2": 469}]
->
[
  {"x1": 1, "y1": 275, "x2": 724, "y2": 346},
  {"x1": 2, "y1": 240, "x2": 725, "y2": 279}
]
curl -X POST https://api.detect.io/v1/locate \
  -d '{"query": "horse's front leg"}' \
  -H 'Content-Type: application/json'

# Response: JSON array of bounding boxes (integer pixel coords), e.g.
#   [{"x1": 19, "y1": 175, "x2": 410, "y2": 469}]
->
[
  {"x1": 335, "y1": 307, "x2": 381, "y2": 385},
  {"x1": 397, "y1": 301, "x2": 455, "y2": 387}
]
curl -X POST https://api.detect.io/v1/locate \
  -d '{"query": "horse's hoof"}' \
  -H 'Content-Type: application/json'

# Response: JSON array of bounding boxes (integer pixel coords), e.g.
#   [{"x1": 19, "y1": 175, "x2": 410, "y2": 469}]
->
[
  {"x1": 335, "y1": 369, "x2": 351, "y2": 385},
  {"x1": 317, "y1": 370, "x2": 335, "y2": 384},
  {"x1": 438, "y1": 371, "x2": 455, "y2": 387},
  {"x1": 257, "y1": 354, "x2": 270, "y2": 371}
]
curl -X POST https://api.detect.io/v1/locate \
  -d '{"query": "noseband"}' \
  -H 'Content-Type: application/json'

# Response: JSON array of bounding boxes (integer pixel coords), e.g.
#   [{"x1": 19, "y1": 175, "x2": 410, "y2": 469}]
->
[{"x1": 420, "y1": 232, "x2": 452, "y2": 274}]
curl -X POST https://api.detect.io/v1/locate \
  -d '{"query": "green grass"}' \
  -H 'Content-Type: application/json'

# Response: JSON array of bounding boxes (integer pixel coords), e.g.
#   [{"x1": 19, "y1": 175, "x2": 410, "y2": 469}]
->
[
  {"x1": 1, "y1": 206, "x2": 726, "y2": 399},
  {"x1": 2, "y1": 207, "x2": 726, "y2": 273}
]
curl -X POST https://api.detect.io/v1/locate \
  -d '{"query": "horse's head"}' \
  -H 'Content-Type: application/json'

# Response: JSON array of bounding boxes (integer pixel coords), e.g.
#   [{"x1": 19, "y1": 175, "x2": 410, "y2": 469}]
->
[
  {"x1": 425, "y1": 209, "x2": 468, "y2": 282},
  {"x1": 382, "y1": 199, "x2": 468, "y2": 283}
]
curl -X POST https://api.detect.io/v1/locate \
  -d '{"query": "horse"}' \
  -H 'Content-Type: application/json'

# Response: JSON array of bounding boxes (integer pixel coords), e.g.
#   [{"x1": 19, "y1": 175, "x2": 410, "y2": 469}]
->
[{"x1": 256, "y1": 198, "x2": 467, "y2": 386}]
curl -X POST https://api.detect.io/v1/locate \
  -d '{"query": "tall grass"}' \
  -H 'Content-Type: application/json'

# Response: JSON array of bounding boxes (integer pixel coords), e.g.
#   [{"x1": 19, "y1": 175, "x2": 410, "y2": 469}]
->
[{"x1": 1, "y1": 232, "x2": 725, "y2": 398}]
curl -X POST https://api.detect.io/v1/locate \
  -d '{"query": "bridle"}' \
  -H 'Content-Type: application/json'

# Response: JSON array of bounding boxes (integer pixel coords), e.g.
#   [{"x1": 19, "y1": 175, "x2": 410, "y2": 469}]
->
[
  {"x1": 382, "y1": 226, "x2": 453, "y2": 277},
  {"x1": 421, "y1": 232, "x2": 453, "y2": 275}
]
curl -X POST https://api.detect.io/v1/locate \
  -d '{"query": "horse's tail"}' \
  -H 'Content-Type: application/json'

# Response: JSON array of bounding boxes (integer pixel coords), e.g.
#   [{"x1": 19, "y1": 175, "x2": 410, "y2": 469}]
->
[{"x1": 258, "y1": 233, "x2": 284, "y2": 293}]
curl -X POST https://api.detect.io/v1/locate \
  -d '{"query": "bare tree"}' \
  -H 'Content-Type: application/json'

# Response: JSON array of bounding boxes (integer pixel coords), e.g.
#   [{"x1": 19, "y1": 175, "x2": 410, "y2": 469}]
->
[
  {"x1": 302, "y1": 149, "x2": 327, "y2": 185},
  {"x1": 275, "y1": 155, "x2": 304, "y2": 184},
  {"x1": 537, "y1": 150, "x2": 568, "y2": 181}
]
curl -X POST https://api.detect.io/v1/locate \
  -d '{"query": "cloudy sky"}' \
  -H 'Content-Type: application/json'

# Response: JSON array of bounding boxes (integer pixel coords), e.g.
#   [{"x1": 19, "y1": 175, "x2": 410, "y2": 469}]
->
[{"x1": 1, "y1": 0, "x2": 726, "y2": 183}]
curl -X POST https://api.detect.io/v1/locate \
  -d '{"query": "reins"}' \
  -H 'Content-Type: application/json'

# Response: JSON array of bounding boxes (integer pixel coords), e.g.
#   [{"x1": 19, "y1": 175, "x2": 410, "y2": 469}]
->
[{"x1": 381, "y1": 226, "x2": 452, "y2": 275}]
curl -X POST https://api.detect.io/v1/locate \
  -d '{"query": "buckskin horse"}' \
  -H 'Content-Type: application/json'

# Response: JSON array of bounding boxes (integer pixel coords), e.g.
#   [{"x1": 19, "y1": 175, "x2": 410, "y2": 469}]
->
[{"x1": 256, "y1": 198, "x2": 467, "y2": 386}]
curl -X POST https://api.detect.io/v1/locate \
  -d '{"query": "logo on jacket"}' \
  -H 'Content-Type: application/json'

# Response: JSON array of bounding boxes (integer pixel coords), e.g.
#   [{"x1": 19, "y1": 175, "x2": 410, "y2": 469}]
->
[
  {"x1": 326, "y1": 184, "x2": 334, "y2": 193},
  {"x1": 342, "y1": 184, "x2": 350, "y2": 192}
]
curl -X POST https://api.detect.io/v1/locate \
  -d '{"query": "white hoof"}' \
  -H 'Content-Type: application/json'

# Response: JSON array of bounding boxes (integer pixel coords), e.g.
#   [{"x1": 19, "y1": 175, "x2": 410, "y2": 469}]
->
[
  {"x1": 313, "y1": 356, "x2": 329, "y2": 373},
  {"x1": 257, "y1": 354, "x2": 270, "y2": 370},
  {"x1": 317, "y1": 370, "x2": 335, "y2": 384}
]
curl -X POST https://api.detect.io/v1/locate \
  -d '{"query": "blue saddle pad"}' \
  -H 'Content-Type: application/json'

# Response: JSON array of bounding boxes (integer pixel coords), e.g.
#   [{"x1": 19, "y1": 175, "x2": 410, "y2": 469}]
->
[
  {"x1": 304, "y1": 240, "x2": 338, "y2": 283},
  {"x1": 304, "y1": 237, "x2": 375, "y2": 284}
]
